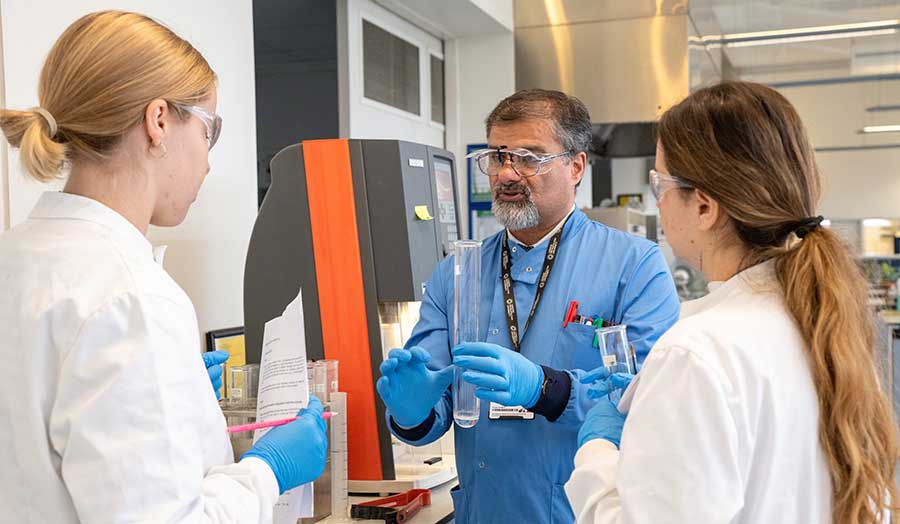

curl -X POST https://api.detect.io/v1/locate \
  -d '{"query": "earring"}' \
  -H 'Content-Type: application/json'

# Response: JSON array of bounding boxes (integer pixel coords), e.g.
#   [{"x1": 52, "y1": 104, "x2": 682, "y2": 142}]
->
[{"x1": 149, "y1": 141, "x2": 168, "y2": 159}]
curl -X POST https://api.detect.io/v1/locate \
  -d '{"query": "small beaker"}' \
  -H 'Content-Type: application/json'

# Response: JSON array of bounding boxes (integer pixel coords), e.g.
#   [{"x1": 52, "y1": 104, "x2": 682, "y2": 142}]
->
[
  {"x1": 594, "y1": 324, "x2": 637, "y2": 404},
  {"x1": 229, "y1": 364, "x2": 260, "y2": 409}
]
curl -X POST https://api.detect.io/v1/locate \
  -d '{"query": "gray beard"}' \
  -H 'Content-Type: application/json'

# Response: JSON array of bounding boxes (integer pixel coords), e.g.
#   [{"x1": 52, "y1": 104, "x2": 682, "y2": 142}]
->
[{"x1": 492, "y1": 196, "x2": 541, "y2": 231}]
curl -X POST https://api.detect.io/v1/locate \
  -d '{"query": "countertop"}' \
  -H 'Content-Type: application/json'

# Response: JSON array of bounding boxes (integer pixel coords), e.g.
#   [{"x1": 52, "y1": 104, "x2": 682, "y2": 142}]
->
[
  {"x1": 880, "y1": 310, "x2": 900, "y2": 325},
  {"x1": 319, "y1": 482, "x2": 455, "y2": 524}
]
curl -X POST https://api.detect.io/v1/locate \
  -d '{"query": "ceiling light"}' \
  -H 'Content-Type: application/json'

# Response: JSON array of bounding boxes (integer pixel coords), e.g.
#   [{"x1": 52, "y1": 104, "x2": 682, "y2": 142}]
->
[
  {"x1": 724, "y1": 19, "x2": 899, "y2": 41},
  {"x1": 863, "y1": 218, "x2": 892, "y2": 227},
  {"x1": 692, "y1": 19, "x2": 900, "y2": 48},
  {"x1": 859, "y1": 124, "x2": 900, "y2": 134},
  {"x1": 867, "y1": 105, "x2": 900, "y2": 112},
  {"x1": 723, "y1": 28, "x2": 897, "y2": 48}
]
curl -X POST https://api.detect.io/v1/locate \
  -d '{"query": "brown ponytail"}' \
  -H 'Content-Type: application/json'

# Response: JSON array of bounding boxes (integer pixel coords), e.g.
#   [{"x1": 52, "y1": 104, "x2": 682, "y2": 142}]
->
[
  {"x1": 778, "y1": 227, "x2": 897, "y2": 523},
  {"x1": 659, "y1": 81, "x2": 899, "y2": 524}
]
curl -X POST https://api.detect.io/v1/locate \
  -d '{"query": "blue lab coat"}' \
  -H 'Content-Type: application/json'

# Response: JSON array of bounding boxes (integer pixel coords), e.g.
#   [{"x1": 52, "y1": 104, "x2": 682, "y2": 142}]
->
[{"x1": 389, "y1": 209, "x2": 680, "y2": 524}]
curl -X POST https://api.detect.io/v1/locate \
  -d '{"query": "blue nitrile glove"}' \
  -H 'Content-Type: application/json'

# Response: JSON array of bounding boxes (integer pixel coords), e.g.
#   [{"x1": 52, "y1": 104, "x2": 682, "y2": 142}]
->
[
  {"x1": 202, "y1": 350, "x2": 229, "y2": 398},
  {"x1": 578, "y1": 397, "x2": 627, "y2": 448},
  {"x1": 581, "y1": 366, "x2": 634, "y2": 399},
  {"x1": 452, "y1": 342, "x2": 544, "y2": 408},
  {"x1": 243, "y1": 396, "x2": 328, "y2": 494},
  {"x1": 376, "y1": 347, "x2": 454, "y2": 428}
]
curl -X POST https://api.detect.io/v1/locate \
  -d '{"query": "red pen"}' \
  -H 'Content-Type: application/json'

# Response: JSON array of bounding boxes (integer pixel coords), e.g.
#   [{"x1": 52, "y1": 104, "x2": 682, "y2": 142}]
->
[
  {"x1": 227, "y1": 412, "x2": 337, "y2": 434},
  {"x1": 563, "y1": 300, "x2": 579, "y2": 327}
]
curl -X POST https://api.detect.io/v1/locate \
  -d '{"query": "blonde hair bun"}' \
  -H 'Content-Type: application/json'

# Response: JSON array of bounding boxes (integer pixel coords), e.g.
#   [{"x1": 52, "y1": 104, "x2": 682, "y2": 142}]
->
[
  {"x1": 0, "y1": 108, "x2": 67, "y2": 182},
  {"x1": 0, "y1": 10, "x2": 216, "y2": 182}
]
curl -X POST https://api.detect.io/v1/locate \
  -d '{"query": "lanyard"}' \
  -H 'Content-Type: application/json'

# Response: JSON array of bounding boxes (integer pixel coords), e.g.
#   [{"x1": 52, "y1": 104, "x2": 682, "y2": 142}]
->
[{"x1": 501, "y1": 217, "x2": 569, "y2": 352}]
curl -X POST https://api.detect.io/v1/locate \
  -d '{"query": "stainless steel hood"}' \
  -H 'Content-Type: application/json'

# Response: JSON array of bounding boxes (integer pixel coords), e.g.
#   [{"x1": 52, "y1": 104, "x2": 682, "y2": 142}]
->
[{"x1": 514, "y1": 1, "x2": 692, "y2": 125}]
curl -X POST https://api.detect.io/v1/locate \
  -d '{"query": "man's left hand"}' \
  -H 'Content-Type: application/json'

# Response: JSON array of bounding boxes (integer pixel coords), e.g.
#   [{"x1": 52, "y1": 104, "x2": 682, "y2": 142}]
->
[{"x1": 452, "y1": 342, "x2": 544, "y2": 408}]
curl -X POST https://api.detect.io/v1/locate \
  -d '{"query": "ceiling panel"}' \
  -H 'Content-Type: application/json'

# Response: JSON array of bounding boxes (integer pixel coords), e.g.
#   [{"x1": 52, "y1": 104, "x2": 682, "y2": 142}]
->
[{"x1": 689, "y1": 0, "x2": 900, "y2": 81}]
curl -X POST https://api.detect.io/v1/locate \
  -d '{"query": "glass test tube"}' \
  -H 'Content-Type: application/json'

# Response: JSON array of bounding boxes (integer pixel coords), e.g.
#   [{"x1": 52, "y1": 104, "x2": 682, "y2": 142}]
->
[
  {"x1": 323, "y1": 359, "x2": 339, "y2": 399},
  {"x1": 594, "y1": 324, "x2": 637, "y2": 404},
  {"x1": 453, "y1": 240, "x2": 482, "y2": 428}
]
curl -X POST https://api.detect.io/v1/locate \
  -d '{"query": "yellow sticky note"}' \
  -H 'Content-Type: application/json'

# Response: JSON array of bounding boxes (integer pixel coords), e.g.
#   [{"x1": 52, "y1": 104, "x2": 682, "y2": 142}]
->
[{"x1": 415, "y1": 205, "x2": 434, "y2": 221}]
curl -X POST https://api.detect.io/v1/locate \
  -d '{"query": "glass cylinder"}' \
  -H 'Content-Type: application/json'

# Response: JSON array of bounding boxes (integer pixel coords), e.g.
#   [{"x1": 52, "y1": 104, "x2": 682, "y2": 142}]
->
[
  {"x1": 323, "y1": 359, "x2": 339, "y2": 400},
  {"x1": 594, "y1": 324, "x2": 637, "y2": 404},
  {"x1": 329, "y1": 392, "x2": 349, "y2": 519},
  {"x1": 313, "y1": 361, "x2": 329, "y2": 402},
  {"x1": 228, "y1": 364, "x2": 260, "y2": 409},
  {"x1": 452, "y1": 240, "x2": 482, "y2": 428}
]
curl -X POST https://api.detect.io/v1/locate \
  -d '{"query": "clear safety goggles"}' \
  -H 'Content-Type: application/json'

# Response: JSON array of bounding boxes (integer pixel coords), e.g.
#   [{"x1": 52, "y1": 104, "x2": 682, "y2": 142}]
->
[
  {"x1": 466, "y1": 147, "x2": 572, "y2": 178},
  {"x1": 179, "y1": 104, "x2": 222, "y2": 151},
  {"x1": 649, "y1": 169, "x2": 693, "y2": 200}
]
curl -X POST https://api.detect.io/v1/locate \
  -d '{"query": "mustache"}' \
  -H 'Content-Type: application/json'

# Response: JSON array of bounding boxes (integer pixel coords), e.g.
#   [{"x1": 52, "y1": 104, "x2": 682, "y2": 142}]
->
[{"x1": 493, "y1": 182, "x2": 531, "y2": 198}]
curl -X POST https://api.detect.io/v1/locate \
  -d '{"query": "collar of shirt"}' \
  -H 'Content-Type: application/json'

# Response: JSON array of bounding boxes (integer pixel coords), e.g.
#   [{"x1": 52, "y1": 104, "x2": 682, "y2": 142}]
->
[
  {"x1": 503, "y1": 205, "x2": 580, "y2": 285},
  {"x1": 29, "y1": 191, "x2": 155, "y2": 261},
  {"x1": 507, "y1": 204, "x2": 577, "y2": 249},
  {"x1": 680, "y1": 260, "x2": 777, "y2": 320}
]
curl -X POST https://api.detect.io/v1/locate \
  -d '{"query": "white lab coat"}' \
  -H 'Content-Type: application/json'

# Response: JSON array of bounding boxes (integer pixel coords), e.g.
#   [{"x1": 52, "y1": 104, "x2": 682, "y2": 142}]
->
[
  {"x1": 0, "y1": 192, "x2": 280, "y2": 523},
  {"x1": 565, "y1": 261, "x2": 836, "y2": 523}
]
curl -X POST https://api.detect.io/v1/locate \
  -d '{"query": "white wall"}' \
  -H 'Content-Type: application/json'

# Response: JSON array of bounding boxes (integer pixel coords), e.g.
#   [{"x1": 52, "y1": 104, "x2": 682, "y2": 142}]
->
[
  {"x1": 470, "y1": 0, "x2": 513, "y2": 31},
  {"x1": 1, "y1": 0, "x2": 258, "y2": 343},
  {"x1": 445, "y1": 32, "x2": 516, "y2": 237},
  {"x1": 816, "y1": 149, "x2": 900, "y2": 220},
  {"x1": 780, "y1": 79, "x2": 900, "y2": 151},
  {"x1": 0, "y1": 0, "x2": 6, "y2": 232},
  {"x1": 778, "y1": 80, "x2": 900, "y2": 220},
  {"x1": 0, "y1": 137, "x2": 6, "y2": 230},
  {"x1": 373, "y1": 0, "x2": 513, "y2": 37}
]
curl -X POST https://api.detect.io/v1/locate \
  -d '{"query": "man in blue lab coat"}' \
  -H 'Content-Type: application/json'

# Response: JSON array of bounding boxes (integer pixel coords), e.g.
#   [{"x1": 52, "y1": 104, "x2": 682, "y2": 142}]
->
[{"x1": 375, "y1": 89, "x2": 680, "y2": 524}]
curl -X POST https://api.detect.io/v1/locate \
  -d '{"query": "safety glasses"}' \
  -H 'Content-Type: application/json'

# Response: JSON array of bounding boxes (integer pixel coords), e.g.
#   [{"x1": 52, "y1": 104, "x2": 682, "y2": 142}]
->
[
  {"x1": 649, "y1": 169, "x2": 693, "y2": 201},
  {"x1": 179, "y1": 105, "x2": 222, "y2": 151},
  {"x1": 465, "y1": 147, "x2": 572, "y2": 178}
]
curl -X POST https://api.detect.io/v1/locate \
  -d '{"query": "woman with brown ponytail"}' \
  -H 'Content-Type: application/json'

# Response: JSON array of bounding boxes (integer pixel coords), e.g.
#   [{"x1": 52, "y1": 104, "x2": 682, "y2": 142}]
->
[{"x1": 565, "y1": 81, "x2": 899, "y2": 524}]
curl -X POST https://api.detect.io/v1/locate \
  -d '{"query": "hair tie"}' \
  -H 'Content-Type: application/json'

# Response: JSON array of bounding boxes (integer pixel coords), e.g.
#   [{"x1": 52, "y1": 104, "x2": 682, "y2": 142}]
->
[
  {"x1": 31, "y1": 107, "x2": 58, "y2": 138},
  {"x1": 794, "y1": 216, "x2": 824, "y2": 239}
]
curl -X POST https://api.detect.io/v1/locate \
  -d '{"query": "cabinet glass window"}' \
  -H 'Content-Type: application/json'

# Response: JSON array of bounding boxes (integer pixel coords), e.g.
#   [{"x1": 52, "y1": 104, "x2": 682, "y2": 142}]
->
[
  {"x1": 431, "y1": 55, "x2": 445, "y2": 124},
  {"x1": 363, "y1": 20, "x2": 420, "y2": 115}
]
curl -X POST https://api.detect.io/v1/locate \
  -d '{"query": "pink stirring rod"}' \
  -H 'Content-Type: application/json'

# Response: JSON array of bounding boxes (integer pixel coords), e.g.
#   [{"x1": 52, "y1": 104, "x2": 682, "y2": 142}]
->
[{"x1": 227, "y1": 412, "x2": 337, "y2": 434}]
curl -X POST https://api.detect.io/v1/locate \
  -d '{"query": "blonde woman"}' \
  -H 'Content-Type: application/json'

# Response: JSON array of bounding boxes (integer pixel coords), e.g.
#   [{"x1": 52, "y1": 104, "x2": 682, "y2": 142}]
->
[
  {"x1": 566, "y1": 82, "x2": 899, "y2": 523},
  {"x1": 0, "y1": 11, "x2": 326, "y2": 523}
]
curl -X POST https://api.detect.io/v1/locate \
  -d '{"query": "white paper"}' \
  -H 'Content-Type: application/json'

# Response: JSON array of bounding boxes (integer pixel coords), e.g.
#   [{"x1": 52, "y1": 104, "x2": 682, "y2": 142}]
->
[{"x1": 256, "y1": 289, "x2": 314, "y2": 521}]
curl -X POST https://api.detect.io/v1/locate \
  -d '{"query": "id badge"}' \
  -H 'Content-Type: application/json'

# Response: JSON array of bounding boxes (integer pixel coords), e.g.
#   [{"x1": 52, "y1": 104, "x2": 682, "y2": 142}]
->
[{"x1": 488, "y1": 402, "x2": 535, "y2": 420}]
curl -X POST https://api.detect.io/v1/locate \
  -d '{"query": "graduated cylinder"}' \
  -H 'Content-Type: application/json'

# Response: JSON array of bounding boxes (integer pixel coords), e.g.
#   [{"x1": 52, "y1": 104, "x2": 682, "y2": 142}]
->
[{"x1": 452, "y1": 240, "x2": 482, "y2": 428}]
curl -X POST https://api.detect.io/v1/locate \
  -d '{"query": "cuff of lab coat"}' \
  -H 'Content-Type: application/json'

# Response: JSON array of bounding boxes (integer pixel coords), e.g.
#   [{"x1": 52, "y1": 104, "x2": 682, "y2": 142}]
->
[
  {"x1": 238, "y1": 456, "x2": 282, "y2": 499},
  {"x1": 528, "y1": 366, "x2": 571, "y2": 422},
  {"x1": 574, "y1": 438, "x2": 619, "y2": 467},
  {"x1": 389, "y1": 409, "x2": 437, "y2": 441}
]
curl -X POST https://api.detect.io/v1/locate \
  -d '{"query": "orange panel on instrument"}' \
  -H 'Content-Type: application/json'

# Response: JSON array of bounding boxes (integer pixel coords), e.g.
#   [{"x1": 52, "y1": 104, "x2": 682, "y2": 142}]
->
[{"x1": 303, "y1": 139, "x2": 382, "y2": 480}]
